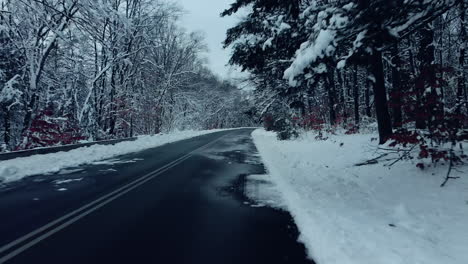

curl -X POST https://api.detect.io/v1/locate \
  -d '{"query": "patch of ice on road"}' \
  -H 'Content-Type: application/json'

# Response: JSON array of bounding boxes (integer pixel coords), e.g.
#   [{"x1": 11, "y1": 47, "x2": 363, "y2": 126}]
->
[
  {"x1": 32, "y1": 178, "x2": 46, "y2": 183},
  {"x1": 92, "y1": 159, "x2": 126, "y2": 165},
  {"x1": 92, "y1": 158, "x2": 147, "y2": 165},
  {"x1": 56, "y1": 188, "x2": 67, "y2": 192},
  {"x1": 58, "y1": 169, "x2": 84, "y2": 175},
  {"x1": 244, "y1": 153, "x2": 262, "y2": 165},
  {"x1": 250, "y1": 204, "x2": 266, "y2": 208},
  {"x1": 54, "y1": 178, "x2": 83, "y2": 185},
  {"x1": 245, "y1": 174, "x2": 286, "y2": 210},
  {"x1": 99, "y1": 168, "x2": 118, "y2": 172},
  {"x1": 0, "y1": 129, "x2": 233, "y2": 183}
]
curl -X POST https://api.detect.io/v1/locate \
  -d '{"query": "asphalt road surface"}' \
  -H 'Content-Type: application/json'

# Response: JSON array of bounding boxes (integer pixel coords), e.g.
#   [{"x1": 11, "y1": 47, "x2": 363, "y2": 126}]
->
[{"x1": 0, "y1": 129, "x2": 314, "y2": 264}]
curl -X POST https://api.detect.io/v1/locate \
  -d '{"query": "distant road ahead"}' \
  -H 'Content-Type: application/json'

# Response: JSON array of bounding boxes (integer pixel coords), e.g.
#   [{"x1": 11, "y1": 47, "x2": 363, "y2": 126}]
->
[{"x1": 0, "y1": 129, "x2": 313, "y2": 264}]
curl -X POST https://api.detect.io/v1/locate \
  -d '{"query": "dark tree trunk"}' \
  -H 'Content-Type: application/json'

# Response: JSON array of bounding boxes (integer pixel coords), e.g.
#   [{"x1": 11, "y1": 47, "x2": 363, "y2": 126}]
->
[
  {"x1": 365, "y1": 71, "x2": 372, "y2": 118},
  {"x1": 22, "y1": 93, "x2": 38, "y2": 134},
  {"x1": 458, "y1": 1, "x2": 467, "y2": 119},
  {"x1": 130, "y1": 115, "x2": 134, "y2": 137},
  {"x1": 416, "y1": 25, "x2": 437, "y2": 129},
  {"x1": 391, "y1": 44, "x2": 403, "y2": 128},
  {"x1": 337, "y1": 70, "x2": 347, "y2": 126},
  {"x1": 93, "y1": 41, "x2": 99, "y2": 138},
  {"x1": 407, "y1": 39, "x2": 423, "y2": 128},
  {"x1": 326, "y1": 70, "x2": 337, "y2": 125},
  {"x1": 108, "y1": 19, "x2": 118, "y2": 136},
  {"x1": 353, "y1": 64, "x2": 360, "y2": 126},
  {"x1": 2, "y1": 105, "x2": 10, "y2": 149},
  {"x1": 109, "y1": 66, "x2": 117, "y2": 136},
  {"x1": 370, "y1": 50, "x2": 393, "y2": 144}
]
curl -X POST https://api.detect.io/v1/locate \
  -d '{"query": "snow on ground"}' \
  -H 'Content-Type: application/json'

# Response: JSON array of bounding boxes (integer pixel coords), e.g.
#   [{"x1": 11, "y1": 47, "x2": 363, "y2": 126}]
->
[
  {"x1": 252, "y1": 129, "x2": 468, "y2": 264},
  {"x1": 0, "y1": 129, "x2": 231, "y2": 183}
]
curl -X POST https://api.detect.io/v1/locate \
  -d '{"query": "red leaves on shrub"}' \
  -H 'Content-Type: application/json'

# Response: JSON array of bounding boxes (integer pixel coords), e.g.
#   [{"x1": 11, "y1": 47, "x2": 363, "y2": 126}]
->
[
  {"x1": 17, "y1": 108, "x2": 85, "y2": 150},
  {"x1": 419, "y1": 145, "x2": 429, "y2": 159},
  {"x1": 345, "y1": 125, "x2": 359, "y2": 135},
  {"x1": 389, "y1": 130, "x2": 420, "y2": 147},
  {"x1": 389, "y1": 129, "x2": 460, "y2": 170}
]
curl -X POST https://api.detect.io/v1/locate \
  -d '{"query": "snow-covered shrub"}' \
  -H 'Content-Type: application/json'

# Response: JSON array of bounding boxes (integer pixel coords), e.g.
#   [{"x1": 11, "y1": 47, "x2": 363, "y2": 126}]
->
[
  {"x1": 18, "y1": 108, "x2": 85, "y2": 150},
  {"x1": 388, "y1": 128, "x2": 467, "y2": 184},
  {"x1": 263, "y1": 115, "x2": 274, "y2": 131}
]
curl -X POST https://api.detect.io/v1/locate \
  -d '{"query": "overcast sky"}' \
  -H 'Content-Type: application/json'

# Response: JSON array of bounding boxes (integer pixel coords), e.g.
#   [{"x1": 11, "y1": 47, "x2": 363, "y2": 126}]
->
[{"x1": 173, "y1": 0, "x2": 243, "y2": 79}]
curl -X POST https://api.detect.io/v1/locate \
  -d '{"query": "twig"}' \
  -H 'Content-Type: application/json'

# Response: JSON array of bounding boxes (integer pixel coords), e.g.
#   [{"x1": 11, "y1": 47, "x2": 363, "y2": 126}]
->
[
  {"x1": 377, "y1": 147, "x2": 413, "y2": 152},
  {"x1": 386, "y1": 144, "x2": 417, "y2": 167},
  {"x1": 355, "y1": 153, "x2": 389, "y2": 166},
  {"x1": 440, "y1": 150, "x2": 461, "y2": 187}
]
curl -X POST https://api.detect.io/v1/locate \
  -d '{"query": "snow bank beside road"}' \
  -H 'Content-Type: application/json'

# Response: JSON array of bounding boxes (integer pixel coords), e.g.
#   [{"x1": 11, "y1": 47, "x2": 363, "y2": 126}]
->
[
  {"x1": 252, "y1": 129, "x2": 468, "y2": 264},
  {"x1": 0, "y1": 129, "x2": 230, "y2": 183}
]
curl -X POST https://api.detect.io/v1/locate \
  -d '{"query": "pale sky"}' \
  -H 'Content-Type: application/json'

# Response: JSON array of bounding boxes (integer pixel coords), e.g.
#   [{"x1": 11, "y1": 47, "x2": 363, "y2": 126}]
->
[{"x1": 173, "y1": 0, "x2": 244, "y2": 79}]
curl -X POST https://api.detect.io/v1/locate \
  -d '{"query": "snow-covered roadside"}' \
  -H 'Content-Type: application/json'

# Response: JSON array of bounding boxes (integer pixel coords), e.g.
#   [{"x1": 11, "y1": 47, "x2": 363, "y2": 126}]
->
[
  {"x1": 0, "y1": 129, "x2": 231, "y2": 183},
  {"x1": 252, "y1": 129, "x2": 468, "y2": 264}
]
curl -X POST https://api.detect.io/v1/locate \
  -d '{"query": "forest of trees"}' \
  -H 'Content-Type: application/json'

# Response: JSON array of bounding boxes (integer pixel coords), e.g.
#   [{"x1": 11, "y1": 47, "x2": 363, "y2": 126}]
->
[
  {"x1": 223, "y1": 0, "x2": 468, "y2": 167},
  {"x1": 0, "y1": 0, "x2": 254, "y2": 152},
  {"x1": 2, "y1": 0, "x2": 467, "y2": 163}
]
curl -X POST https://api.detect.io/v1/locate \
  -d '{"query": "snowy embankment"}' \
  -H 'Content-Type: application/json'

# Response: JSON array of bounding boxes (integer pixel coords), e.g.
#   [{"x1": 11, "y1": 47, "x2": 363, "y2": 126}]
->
[
  {"x1": 252, "y1": 129, "x2": 468, "y2": 264},
  {"x1": 0, "y1": 129, "x2": 229, "y2": 183}
]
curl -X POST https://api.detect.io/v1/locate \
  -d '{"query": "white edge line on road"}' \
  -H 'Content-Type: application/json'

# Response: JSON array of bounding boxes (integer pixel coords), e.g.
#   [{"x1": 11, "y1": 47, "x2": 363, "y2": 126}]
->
[{"x1": 0, "y1": 132, "x2": 231, "y2": 263}]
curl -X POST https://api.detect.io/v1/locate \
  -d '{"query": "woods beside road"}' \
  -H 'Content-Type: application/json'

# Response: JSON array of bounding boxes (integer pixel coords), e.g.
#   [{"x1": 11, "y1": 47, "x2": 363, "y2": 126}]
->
[
  {"x1": 0, "y1": 0, "x2": 254, "y2": 153},
  {"x1": 1, "y1": 1, "x2": 468, "y2": 264}
]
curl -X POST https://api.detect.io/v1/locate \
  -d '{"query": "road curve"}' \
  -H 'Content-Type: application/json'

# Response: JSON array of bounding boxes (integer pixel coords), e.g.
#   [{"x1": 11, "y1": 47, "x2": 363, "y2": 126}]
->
[{"x1": 0, "y1": 129, "x2": 314, "y2": 264}]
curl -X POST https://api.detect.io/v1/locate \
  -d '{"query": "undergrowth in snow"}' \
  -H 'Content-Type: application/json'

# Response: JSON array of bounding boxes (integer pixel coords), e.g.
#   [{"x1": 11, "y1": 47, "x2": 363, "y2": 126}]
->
[
  {"x1": 252, "y1": 128, "x2": 468, "y2": 264},
  {"x1": 0, "y1": 129, "x2": 230, "y2": 183}
]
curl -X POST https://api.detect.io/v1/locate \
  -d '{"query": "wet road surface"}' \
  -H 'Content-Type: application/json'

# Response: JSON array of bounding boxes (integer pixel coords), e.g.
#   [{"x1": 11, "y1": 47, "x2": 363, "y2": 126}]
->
[{"x1": 0, "y1": 129, "x2": 314, "y2": 264}]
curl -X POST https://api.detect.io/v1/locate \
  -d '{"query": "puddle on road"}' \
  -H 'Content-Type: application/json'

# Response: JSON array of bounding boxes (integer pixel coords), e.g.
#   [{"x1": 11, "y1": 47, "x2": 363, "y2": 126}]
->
[
  {"x1": 200, "y1": 133, "x2": 284, "y2": 210},
  {"x1": 245, "y1": 174, "x2": 286, "y2": 210}
]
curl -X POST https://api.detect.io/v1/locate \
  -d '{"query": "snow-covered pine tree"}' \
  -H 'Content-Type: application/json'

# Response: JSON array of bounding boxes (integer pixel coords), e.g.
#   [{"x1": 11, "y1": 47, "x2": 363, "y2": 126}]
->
[{"x1": 224, "y1": 0, "x2": 460, "y2": 143}]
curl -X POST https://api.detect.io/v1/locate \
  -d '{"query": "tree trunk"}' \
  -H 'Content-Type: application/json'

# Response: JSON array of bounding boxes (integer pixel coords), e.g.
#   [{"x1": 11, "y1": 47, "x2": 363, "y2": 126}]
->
[
  {"x1": 407, "y1": 39, "x2": 423, "y2": 128},
  {"x1": 2, "y1": 105, "x2": 10, "y2": 149},
  {"x1": 391, "y1": 44, "x2": 403, "y2": 128},
  {"x1": 109, "y1": 66, "x2": 117, "y2": 136},
  {"x1": 458, "y1": 1, "x2": 467, "y2": 121},
  {"x1": 353, "y1": 64, "x2": 360, "y2": 127},
  {"x1": 326, "y1": 70, "x2": 337, "y2": 125},
  {"x1": 22, "y1": 93, "x2": 38, "y2": 134},
  {"x1": 416, "y1": 24, "x2": 437, "y2": 129},
  {"x1": 337, "y1": 70, "x2": 347, "y2": 126},
  {"x1": 365, "y1": 70, "x2": 372, "y2": 118},
  {"x1": 370, "y1": 50, "x2": 393, "y2": 144}
]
